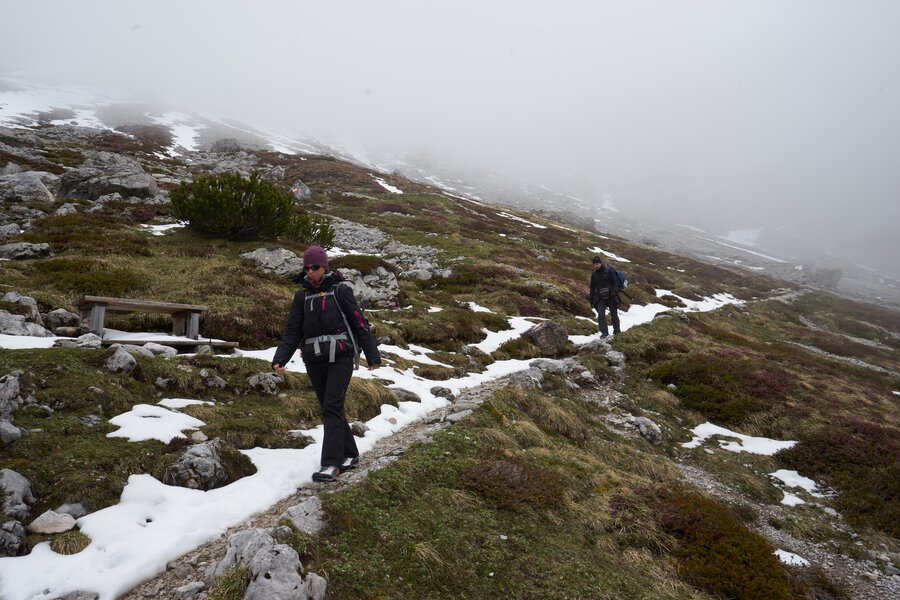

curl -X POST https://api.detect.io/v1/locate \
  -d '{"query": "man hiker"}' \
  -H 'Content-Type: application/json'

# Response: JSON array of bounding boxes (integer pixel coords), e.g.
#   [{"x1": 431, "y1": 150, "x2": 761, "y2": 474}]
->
[
  {"x1": 272, "y1": 245, "x2": 381, "y2": 483},
  {"x1": 589, "y1": 255, "x2": 621, "y2": 338}
]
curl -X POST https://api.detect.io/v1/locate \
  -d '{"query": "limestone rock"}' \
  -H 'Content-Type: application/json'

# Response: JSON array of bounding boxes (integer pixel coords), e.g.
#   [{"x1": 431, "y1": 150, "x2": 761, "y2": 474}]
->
[
  {"x1": 206, "y1": 528, "x2": 276, "y2": 581},
  {"x1": 75, "y1": 333, "x2": 102, "y2": 348},
  {"x1": 529, "y1": 358, "x2": 569, "y2": 374},
  {"x1": 55, "y1": 503, "x2": 88, "y2": 519},
  {"x1": 446, "y1": 409, "x2": 473, "y2": 423},
  {"x1": 174, "y1": 581, "x2": 206, "y2": 598},
  {"x1": 27, "y1": 509, "x2": 76, "y2": 534},
  {"x1": 54, "y1": 203, "x2": 78, "y2": 216},
  {"x1": 430, "y1": 386, "x2": 454, "y2": 400},
  {"x1": 143, "y1": 342, "x2": 178, "y2": 357},
  {"x1": 0, "y1": 421, "x2": 21, "y2": 446},
  {"x1": 244, "y1": 544, "x2": 309, "y2": 600},
  {"x1": 247, "y1": 372, "x2": 283, "y2": 395},
  {"x1": 350, "y1": 421, "x2": 369, "y2": 437},
  {"x1": 634, "y1": 417, "x2": 662, "y2": 445},
  {"x1": 109, "y1": 343, "x2": 154, "y2": 358},
  {"x1": 163, "y1": 439, "x2": 227, "y2": 491},
  {"x1": 45, "y1": 308, "x2": 81, "y2": 329},
  {"x1": 0, "y1": 310, "x2": 52, "y2": 336},
  {"x1": 241, "y1": 248, "x2": 304, "y2": 280},
  {"x1": 340, "y1": 267, "x2": 399, "y2": 309},
  {"x1": 391, "y1": 388, "x2": 421, "y2": 403},
  {"x1": 106, "y1": 347, "x2": 137, "y2": 374},
  {"x1": 0, "y1": 242, "x2": 51, "y2": 260},
  {"x1": 280, "y1": 496, "x2": 325, "y2": 535},
  {"x1": 0, "y1": 372, "x2": 22, "y2": 421},
  {"x1": 0, "y1": 171, "x2": 57, "y2": 204},
  {"x1": 1, "y1": 469, "x2": 34, "y2": 556},
  {"x1": 0, "y1": 223, "x2": 21, "y2": 240},
  {"x1": 59, "y1": 151, "x2": 159, "y2": 200},
  {"x1": 507, "y1": 367, "x2": 544, "y2": 389},
  {"x1": 200, "y1": 368, "x2": 227, "y2": 390},
  {"x1": 2, "y1": 292, "x2": 42, "y2": 324},
  {"x1": 525, "y1": 320, "x2": 568, "y2": 356},
  {"x1": 290, "y1": 179, "x2": 312, "y2": 202}
]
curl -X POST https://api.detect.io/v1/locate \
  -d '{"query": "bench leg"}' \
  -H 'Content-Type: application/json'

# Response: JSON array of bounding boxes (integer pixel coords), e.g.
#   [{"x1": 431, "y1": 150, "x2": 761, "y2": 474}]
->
[
  {"x1": 173, "y1": 314, "x2": 187, "y2": 337},
  {"x1": 187, "y1": 312, "x2": 200, "y2": 340},
  {"x1": 89, "y1": 304, "x2": 106, "y2": 337}
]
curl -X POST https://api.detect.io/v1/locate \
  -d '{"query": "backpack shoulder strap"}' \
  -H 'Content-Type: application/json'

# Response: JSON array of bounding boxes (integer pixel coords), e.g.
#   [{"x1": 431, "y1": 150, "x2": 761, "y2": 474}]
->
[{"x1": 331, "y1": 282, "x2": 360, "y2": 369}]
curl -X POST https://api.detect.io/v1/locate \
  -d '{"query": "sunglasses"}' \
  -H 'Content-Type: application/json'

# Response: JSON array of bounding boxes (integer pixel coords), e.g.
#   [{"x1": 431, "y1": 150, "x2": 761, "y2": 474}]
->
[{"x1": 303, "y1": 264, "x2": 324, "y2": 273}]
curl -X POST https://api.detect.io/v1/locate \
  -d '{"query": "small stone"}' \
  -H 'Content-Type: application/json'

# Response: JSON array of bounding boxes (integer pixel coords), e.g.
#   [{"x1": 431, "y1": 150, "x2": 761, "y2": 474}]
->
[
  {"x1": 144, "y1": 342, "x2": 178, "y2": 357},
  {"x1": 190, "y1": 431, "x2": 209, "y2": 443},
  {"x1": 55, "y1": 503, "x2": 88, "y2": 519},
  {"x1": 279, "y1": 496, "x2": 325, "y2": 535},
  {"x1": 350, "y1": 421, "x2": 369, "y2": 437},
  {"x1": 106, "y1": 347, "x2": 137, "y2": 374},
  {"x1": 174, "y1": 582, "x2": 206, "y2": 598},
  {"x1": 887, "y1": 565, "x2": 900, "y2": 576},
  {"x1": 27, "y1": 510, "x2": 76, "y2": 534},
  {"x1": 391, "y1": 388, "x2": 421, "y2": 403},
  {"x1": 430, "y1": 386, "x2": 453, "y2": 399},
  {"x1": 446, "y1": 409, "x2": 473, "y2": 423},
  {"x1": 666, "y1": 383, "x2": 677, "y2": 391},
  {"x1": 79, "y1": 414, "x2": 102, "y2": 428},
  {"x1": 75, "y1": 333, "x2": 102, "y2": 349},
  {"x1": 0, "y1": 421, "x2": 22, "y2": 446},
  {"x1": 155, "y1": 377, "x2": 173, "y2": 389}
]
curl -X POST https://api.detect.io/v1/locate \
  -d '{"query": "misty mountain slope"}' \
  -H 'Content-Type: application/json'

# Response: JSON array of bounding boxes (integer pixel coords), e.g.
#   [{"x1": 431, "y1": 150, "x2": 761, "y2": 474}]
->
[{"x1": 0, "y1": 122, "x2": 898, "y2": 599}]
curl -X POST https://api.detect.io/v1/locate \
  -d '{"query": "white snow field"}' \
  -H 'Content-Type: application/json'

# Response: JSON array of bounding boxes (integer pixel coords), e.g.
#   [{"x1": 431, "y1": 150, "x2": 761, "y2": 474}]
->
[{"x1": 682, "y1": 422, "x2": 797, "y2": 455}]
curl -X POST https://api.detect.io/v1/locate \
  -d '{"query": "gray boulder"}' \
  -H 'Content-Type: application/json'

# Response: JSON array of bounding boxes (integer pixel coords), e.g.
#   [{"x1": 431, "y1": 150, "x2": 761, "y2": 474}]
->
[
  {"x1": 209, "y1": 138, "x2": 243, "y2": 153},
  {"x1": 0, "y1": 310, "x2": 52, "y2": 336},
  {"x1": 291, "y1": 179, "x2": 312, "y2": 202},
  {"x1": 54, "y1": 203, "x2": 78, "y2": 216},
  {"x1": 399, "y1": 268, "x2": 432, "y2": 281},
  {"x1": 26, "y1": 509, "x2": 76, "y2": 534},
  {"x1": 507, "y1": 367, "x2": 545, "y2": 389},
  {"x1": 279, "y1": 496, "x2": 325, "y2": 535},
  {"x1": 247, "y1": 372, "x2": 283, "y2": 395},
  {"x1": 382, "y1": 240, "x2": 452, "y2": 279},
  {"x1": 143, "y1": 342, "x2": 178, "y2": 357},
  {"x1": 430, "y1": 386, "x2": 454, "y2": 400},
  {"x1": 529, "y1": 358, "x2": 569, "y2": 374},
  {"x1": 0, "y1": 371, "x2": 21, "y2": 421},
  {"x1": 75, "y1": 333, "x2": 102, "y2": 349},
  {"x1": 3, "y1": 292, "x2": 42, "y2": 324},
  {"x1": 341, "y1": 267, "x2": 399, "y2": 309},
  {"x1": 46, "y1": 308, "x2": 81, "y2": 329},
  {"x1": 634, "y1": 417, "x2": 662, "y2": 445},
  {"x1": 206, "y1": 528, "x2": 275, "y2": 581},
  {"x1": 446, "y1": 409, "x2": 473, "y2": 423},
  {"x1": 0, "y1": 223, "x2": 21, "y2": 240},
  {"x1": 174, "y1": 582, "x2": 206, "y2": 598},
  {"x1": 0, "y1": 421, "x2": 21, "y2": 446},
  {"x1": 0, "y1": 162, "x2": 22, "y2": 176},
  {"x1": 56, "y1": 502, "x2": 88, "y2": 519},
  {"x1": 1, "y1": 468, "x2": 34, "y2": 556},
  {"x1": 0, "y1": 242, "x2": 50, "y2": 260},
  {"x1": 0, "y1": 171, "x2": 57, "y2": 204},
  {"x1": 331, "y1": 217, "x2": 387, "y2": 254},
  {"x1": 105, "y1": 347, "x2": 137, "y2": 374},
  {"x1": 350, "y1": 420, "x2": 369, "y2": 437},
  {"x1": 109, "y1": 343, "x2": 154, "y2": 358},
  {"x1": 200, "y1": 368, "x2": 227, "y2": 390},
  {"x1": 391, "y1": 388, "x2": 421, "y2": 403},
  {"x1": 163, "y1": 439, "x2": 227, "y2": 491},
  {"x1": 525, "y1": 321, "x2": 568, "y2": 356},
  {"x1": 241, "y1": 248, "x2": 303, "y2": 279},
  {"x1": 59, "y1": 152, "x2": 159, "y2": 200},
  {"x1": 245, "y1": 544, "x2": 311, "y2": 600}
]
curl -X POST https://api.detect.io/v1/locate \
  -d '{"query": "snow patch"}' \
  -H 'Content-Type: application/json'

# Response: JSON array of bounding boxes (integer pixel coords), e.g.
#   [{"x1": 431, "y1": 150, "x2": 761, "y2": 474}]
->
[
  {"x1": 139, "y1": 222, "x2": 186, "y2": 236},
  {"x1": 587, "y1": 246, "x2": 630, "y2": 263},
  {"x1": 468, "y1": 317, "x2": 540, "y2": 354},
  {"x1": 107, "y1": 404, "x2": 205, "y2": 444},
  {"x1": 497, "y1": 211, "x2": 547, "y2": 229},
  {"x1": 682, "y1": 422, "x2": 797, "y2": 455},
  {"x1": 774, "y1": 549, "x2": 810, "y2": 567},
  {"x1": 372, "y1": 176, "x2": 403, "y2": 194}
]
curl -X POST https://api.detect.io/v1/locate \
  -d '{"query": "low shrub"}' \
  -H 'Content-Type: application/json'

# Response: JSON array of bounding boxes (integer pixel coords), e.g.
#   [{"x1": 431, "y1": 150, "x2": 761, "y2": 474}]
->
[
  {"x1": 650, "y1": 352, "x2": 795, "y2": 426},
  {"x1": 171, "y1": 171, "x2": 334, "y2": 245},
  {"x1": 33, "y1": 258, "x2": 144, "y2": 296},
  {"x1": 457, "y1": 449, "x2": 564, "y2": 510},
  {"x1": 776, "y1": 418, "x2": 900, "y2": 537},
  {"x1": 654, "y1": 488, "x2": 795, "y2": 599},
  {"x1": 49, "y1": 530, "x2": 91, "y2": 555}
]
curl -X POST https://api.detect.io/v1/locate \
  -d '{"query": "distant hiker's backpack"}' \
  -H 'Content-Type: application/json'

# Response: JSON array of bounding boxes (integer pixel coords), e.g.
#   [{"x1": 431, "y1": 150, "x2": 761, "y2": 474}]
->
[{"x1": 613, "y1": 268, "x2": 628, "y2": 290}]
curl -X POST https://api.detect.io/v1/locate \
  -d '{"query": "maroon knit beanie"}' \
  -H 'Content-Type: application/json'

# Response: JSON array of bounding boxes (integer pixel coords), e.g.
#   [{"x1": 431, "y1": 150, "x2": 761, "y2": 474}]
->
[{"x1": 302, "y1": 245, "x2": 329, "y2": 267}]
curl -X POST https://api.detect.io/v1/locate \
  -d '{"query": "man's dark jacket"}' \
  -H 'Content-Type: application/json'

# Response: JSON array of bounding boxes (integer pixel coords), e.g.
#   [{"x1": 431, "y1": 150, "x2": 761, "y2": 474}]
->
[
  {"x1": 589, "y1": 264, "x2": 620, "y2": 306},
  {"x1": 272, "y1": 270, "x2": 380, "y2": 367}
]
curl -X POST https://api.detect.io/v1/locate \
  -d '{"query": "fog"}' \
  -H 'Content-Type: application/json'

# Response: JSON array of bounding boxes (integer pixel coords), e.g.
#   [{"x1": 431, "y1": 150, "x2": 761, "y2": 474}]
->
[{"x1": 2, "y1": 0, "x2": 898, "y2": 275}]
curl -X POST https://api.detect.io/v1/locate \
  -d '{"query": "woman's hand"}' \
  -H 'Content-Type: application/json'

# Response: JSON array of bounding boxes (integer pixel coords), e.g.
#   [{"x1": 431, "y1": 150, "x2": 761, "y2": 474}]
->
[
  {"x1": 367, "y1": 362, "x2": 380, "y2": 371},
  {"x1": 273, "y1": 363, "x2": 286, "y2": 376}
]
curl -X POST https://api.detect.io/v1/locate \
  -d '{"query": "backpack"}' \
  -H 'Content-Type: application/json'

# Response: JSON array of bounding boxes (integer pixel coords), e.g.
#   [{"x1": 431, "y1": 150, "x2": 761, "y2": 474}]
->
[{"x1": 613, "y1": 268, "x2": 628, "y2": 290}]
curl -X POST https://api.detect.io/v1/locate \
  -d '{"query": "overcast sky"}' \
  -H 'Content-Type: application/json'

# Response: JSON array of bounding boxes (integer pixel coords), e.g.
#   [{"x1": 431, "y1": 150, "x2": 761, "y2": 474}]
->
[{"x1": 2, "y1": 0, "x2": 898, "y2": 272}]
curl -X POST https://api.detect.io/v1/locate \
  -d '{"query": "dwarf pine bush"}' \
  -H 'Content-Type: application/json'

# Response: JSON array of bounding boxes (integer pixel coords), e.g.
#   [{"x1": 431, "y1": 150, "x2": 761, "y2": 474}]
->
[{"x1": 171, "y1": 171, "x2": 334, "y2": 245}]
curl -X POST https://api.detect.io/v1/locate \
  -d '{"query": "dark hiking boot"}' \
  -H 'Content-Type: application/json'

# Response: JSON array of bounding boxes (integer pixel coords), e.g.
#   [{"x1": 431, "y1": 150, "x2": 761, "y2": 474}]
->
[
  {"x1": 312, "y1": 465, "x2": 340, "y2": 482},
  {"x1": 341, "y1": 456, "x2": 359, "y2": 471}
]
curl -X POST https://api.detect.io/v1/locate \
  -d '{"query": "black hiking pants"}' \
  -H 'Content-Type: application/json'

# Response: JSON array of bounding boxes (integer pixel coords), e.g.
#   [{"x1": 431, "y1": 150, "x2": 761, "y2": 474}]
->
[
  {"x1": 305, "y1": 356, "x2": 358, "y2": 468},
  {"x1": 594, "y1": 298, "x2": 620, "y2": 336}
]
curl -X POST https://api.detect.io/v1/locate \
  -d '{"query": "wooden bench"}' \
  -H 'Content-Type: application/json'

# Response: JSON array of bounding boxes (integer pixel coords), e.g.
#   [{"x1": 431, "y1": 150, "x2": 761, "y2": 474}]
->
[{"x1": 75, "y1": 295, "x2": 207, "y2": 339}]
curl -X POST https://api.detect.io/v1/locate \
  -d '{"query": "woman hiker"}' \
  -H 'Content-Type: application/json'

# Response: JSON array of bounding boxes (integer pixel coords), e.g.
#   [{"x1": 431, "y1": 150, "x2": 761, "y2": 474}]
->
[{"x1": 272, "y1": 245, "x2": 381, "y2": 482}]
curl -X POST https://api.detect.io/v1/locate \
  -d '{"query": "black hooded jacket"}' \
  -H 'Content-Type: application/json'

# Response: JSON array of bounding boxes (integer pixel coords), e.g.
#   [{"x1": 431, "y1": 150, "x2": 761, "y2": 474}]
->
[
  {"x1": 589, "y1": 264, "x2": 620, "y2": 306},
  {"x1": 272, "y1": 270, "x2": 381, "y2": 367}
]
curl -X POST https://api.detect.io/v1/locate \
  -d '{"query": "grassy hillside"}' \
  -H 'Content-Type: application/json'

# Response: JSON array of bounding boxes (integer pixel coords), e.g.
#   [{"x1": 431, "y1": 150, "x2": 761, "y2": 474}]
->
[{"x1": 2, "y1": 134, "x2": 898, "y2": 599}]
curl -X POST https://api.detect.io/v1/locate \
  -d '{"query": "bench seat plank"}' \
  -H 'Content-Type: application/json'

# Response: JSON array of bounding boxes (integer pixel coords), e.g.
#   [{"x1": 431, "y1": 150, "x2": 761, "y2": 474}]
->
[{"x1": 75, "y1": 295, "x2": 207, "y2": 314}]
